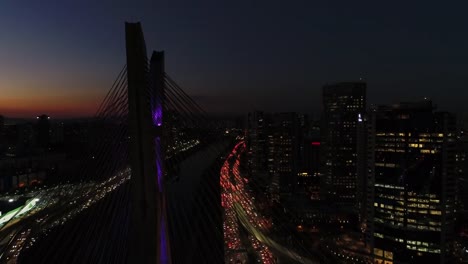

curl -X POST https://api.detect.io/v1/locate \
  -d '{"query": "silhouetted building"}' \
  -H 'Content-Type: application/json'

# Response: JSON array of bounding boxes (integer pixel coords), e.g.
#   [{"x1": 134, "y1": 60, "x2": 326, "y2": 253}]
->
[
  {"x1": 247, "y1": 112, "x2": 301, "y2": 196},
  {"x1": 271, "y1": 112, "x2": 300, "y2": 194},
  {"x1": 297, "y1": 113, "x2": 310, "y2": 171},
  {"x1": 357, "y1": 112, "x2": 369, "y2": 225},
  {"x1": 247, "y1": 111, "x2": 268, "y2": 177},
  {"x1": 36, "y1": 114, "x2": 50, "y2": 149},
  {"x1": 0, "y1": 115, "x2": 4, "y2": 135},
  {"x1": 365, "y1": 100, "x2": 457, "y2": 264},
  {"x1": 63, "y1": 121, "x2": 91, "y2": 159},
  {"x1": 457, "y1": 135, "x2": 468, "y2": 219},
  {"x1": 299, "y1": 131, "x2": 321, "y2": 201},
  {"x1": 50, "y1": 122, "x2": 64, "y2": 145},
  {"x1": 0, "y1": 115, "x2": 4, "y2": 156},
  {"x1": 321, "y1": 82, "x2": 366, "y2": 211},
  {"x1": 17, "y1": 123, "x2": 35, "y2": 155}
]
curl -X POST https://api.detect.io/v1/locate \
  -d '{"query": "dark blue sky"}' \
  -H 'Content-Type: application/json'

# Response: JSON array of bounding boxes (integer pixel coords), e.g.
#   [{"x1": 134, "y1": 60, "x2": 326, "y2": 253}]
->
[{"x1": 1, "y1": 0, "x2": 467, "y2": 117}]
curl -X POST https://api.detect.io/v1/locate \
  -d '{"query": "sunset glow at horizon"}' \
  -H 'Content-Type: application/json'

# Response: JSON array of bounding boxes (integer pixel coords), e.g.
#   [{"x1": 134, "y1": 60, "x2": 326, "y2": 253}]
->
[
  {"x1": 1, "y1": 1, "x2": 468, "y2": 118},
  {"x1": 0, "y1": 94, "x2": 102, "y2": 118}
]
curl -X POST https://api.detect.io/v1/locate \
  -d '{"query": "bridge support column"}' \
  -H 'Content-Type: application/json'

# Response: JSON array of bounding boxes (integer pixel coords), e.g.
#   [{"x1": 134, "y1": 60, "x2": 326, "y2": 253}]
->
[{"x1": 125, "y1": 22, "x2": 170, "y2": 264}]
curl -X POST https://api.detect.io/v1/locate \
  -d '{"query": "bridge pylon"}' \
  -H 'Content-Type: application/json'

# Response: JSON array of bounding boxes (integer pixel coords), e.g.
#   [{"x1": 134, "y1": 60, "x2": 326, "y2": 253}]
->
[{"x1": 125, "y1": 22, "x2": 171, "y2": 264}]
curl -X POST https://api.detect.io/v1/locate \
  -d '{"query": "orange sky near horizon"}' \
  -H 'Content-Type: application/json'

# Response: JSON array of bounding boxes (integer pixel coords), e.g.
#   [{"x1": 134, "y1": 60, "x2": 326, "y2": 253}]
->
[
  {"x1": 0, "y1": 37, "x2": 119, "y2": 119},
  {"x1": 0, "y1": 68, "x2": 113, "y2": 118},
  {"x1": 0, "y1": 93, "x2": 103, "y2": 118}
]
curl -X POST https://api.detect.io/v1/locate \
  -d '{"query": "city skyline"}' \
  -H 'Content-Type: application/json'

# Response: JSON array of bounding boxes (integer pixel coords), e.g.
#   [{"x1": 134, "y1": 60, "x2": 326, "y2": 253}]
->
[
  {"x1": 2, "y1": 1, "x2": 468, "y2": 117},
  {"x1": 0, "y1": 18, "x2": 467, "y2": 263}
]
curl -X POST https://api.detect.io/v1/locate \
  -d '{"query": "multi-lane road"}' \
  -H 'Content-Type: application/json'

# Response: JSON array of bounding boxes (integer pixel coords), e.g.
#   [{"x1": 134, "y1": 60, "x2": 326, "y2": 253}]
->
[
  {"x1": 221, "y1": 141, "x2": 319, "y2": 264},
  {"x1": 0, "y1": 169, "x2": 131, "y2": 263},
  {"x1": 221, "y1": 141, "x2": 273, "y2": 263},
  {"x1": 0, "y1": 138, "x2": 205, "y2": 263}
]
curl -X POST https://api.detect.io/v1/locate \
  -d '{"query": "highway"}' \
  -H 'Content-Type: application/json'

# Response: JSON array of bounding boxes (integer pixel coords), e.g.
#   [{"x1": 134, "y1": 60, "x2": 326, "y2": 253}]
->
[
  {"x1": 1, "y1": 139, "x2": 324, "y2": 263},
  {"x1": 221, "y1": 141, "x2": 272, "y2": 263},
  {"x1": 0, "y1": 138, "x2": 204, "y2": 263},
  {"x1": 221, "y1": 141, "x2": 318, "y2": 264},
  {"x1": 0, "y1": 169, "x2": 131, "y2": 263}
]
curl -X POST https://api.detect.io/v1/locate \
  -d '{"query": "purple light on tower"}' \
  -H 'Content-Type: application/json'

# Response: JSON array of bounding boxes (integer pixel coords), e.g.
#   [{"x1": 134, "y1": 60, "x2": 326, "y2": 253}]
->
[
  {"x1": 153, "y1": 95, "x2": 167, "y2": 261},
  {"x1": 153, "y1": 100, "x2": 163, "y2": 189},
  {"x1": 153, "y1": 106, "x2": 163, "y2": 127}
]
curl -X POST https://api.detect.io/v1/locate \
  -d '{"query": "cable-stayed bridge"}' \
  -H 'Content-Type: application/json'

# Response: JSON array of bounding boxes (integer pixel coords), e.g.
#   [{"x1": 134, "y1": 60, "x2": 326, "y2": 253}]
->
[{"x1": 0, "y1": 23, "x2": 324, "y2": 264}]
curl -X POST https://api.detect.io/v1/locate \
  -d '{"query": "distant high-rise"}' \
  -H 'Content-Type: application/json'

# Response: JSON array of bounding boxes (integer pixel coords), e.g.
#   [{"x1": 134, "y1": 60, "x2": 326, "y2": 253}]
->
[
  {"x1": 50, "y1": 122, "x2": 64, "y2": 145},
  {"x1": 300, "y1": 133, "x2": 321, "y2": 200},
  {"x1": 0, "y1": 115, "x2": 4, "y2": 147},
  {"x1": 321, "y1": 82, "x2": 366, "y2": 211},
  {"x1": 356, "y1": 112, "x2": 370, "y2": 225},
  {"x1": 247, "y1": 111, "x2": 301, "y2": 196},
  {"x1": 271, "y1": 112, "x2": 300, "y2": 194},
  {"x1": 0, "y1": 115, "x2": 4, "y2": 157},
  {"x1": 365, "y1": 100, "x2": 457, "y2": 264},
  {"x1": 0, "y1": 115, "x2": 4, "y2": 134},
  {"x1": 247, "y1": 111, "x2": 268, "y2": 177},
  {"x1": 36, "y1": 114, "x2": 50, "y2": 149},
  {"x1": 457, "y1": 135, "x2": 468, "y2": 218}
]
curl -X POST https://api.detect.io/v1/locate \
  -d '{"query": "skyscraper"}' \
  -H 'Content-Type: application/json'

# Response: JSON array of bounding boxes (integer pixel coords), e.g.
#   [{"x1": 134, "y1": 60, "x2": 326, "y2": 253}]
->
[
  {"x1": 271, "y1": 112, "x2": 300, "y2": 194},
  {"x1": 365, "y1": 100, "x2": 457, "y2": 264},
  {"x1": 357, "y1": 112, "x2": 370, "y2": 226},
  {"x1": 321, "y1": 82, "x2": 366, "y2": 211},
  {"x1": 247, "y1": 111, "x2": 268, "y2": 177},
  {"x1": 300, "y1": 127, "x2": 321, "y2": 201},
  {"x1": 36, "y1": 114, "x2": 50, "y2": 149}
]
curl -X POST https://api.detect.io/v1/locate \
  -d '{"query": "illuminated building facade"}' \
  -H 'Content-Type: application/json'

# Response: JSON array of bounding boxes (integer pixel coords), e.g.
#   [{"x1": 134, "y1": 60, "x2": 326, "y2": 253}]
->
[
  {"x1": 321, "y1": 82, "x2": 366, "y2": 210},
  {"x1": 247, "y1": 112, "x2": 301, "y2": 195},
  {"x1": 271, "y1": 112, "x2": 300, "y2": 194},
  {"x1": 366, "y1": 100, "x2": 457, "y2": 264}
]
